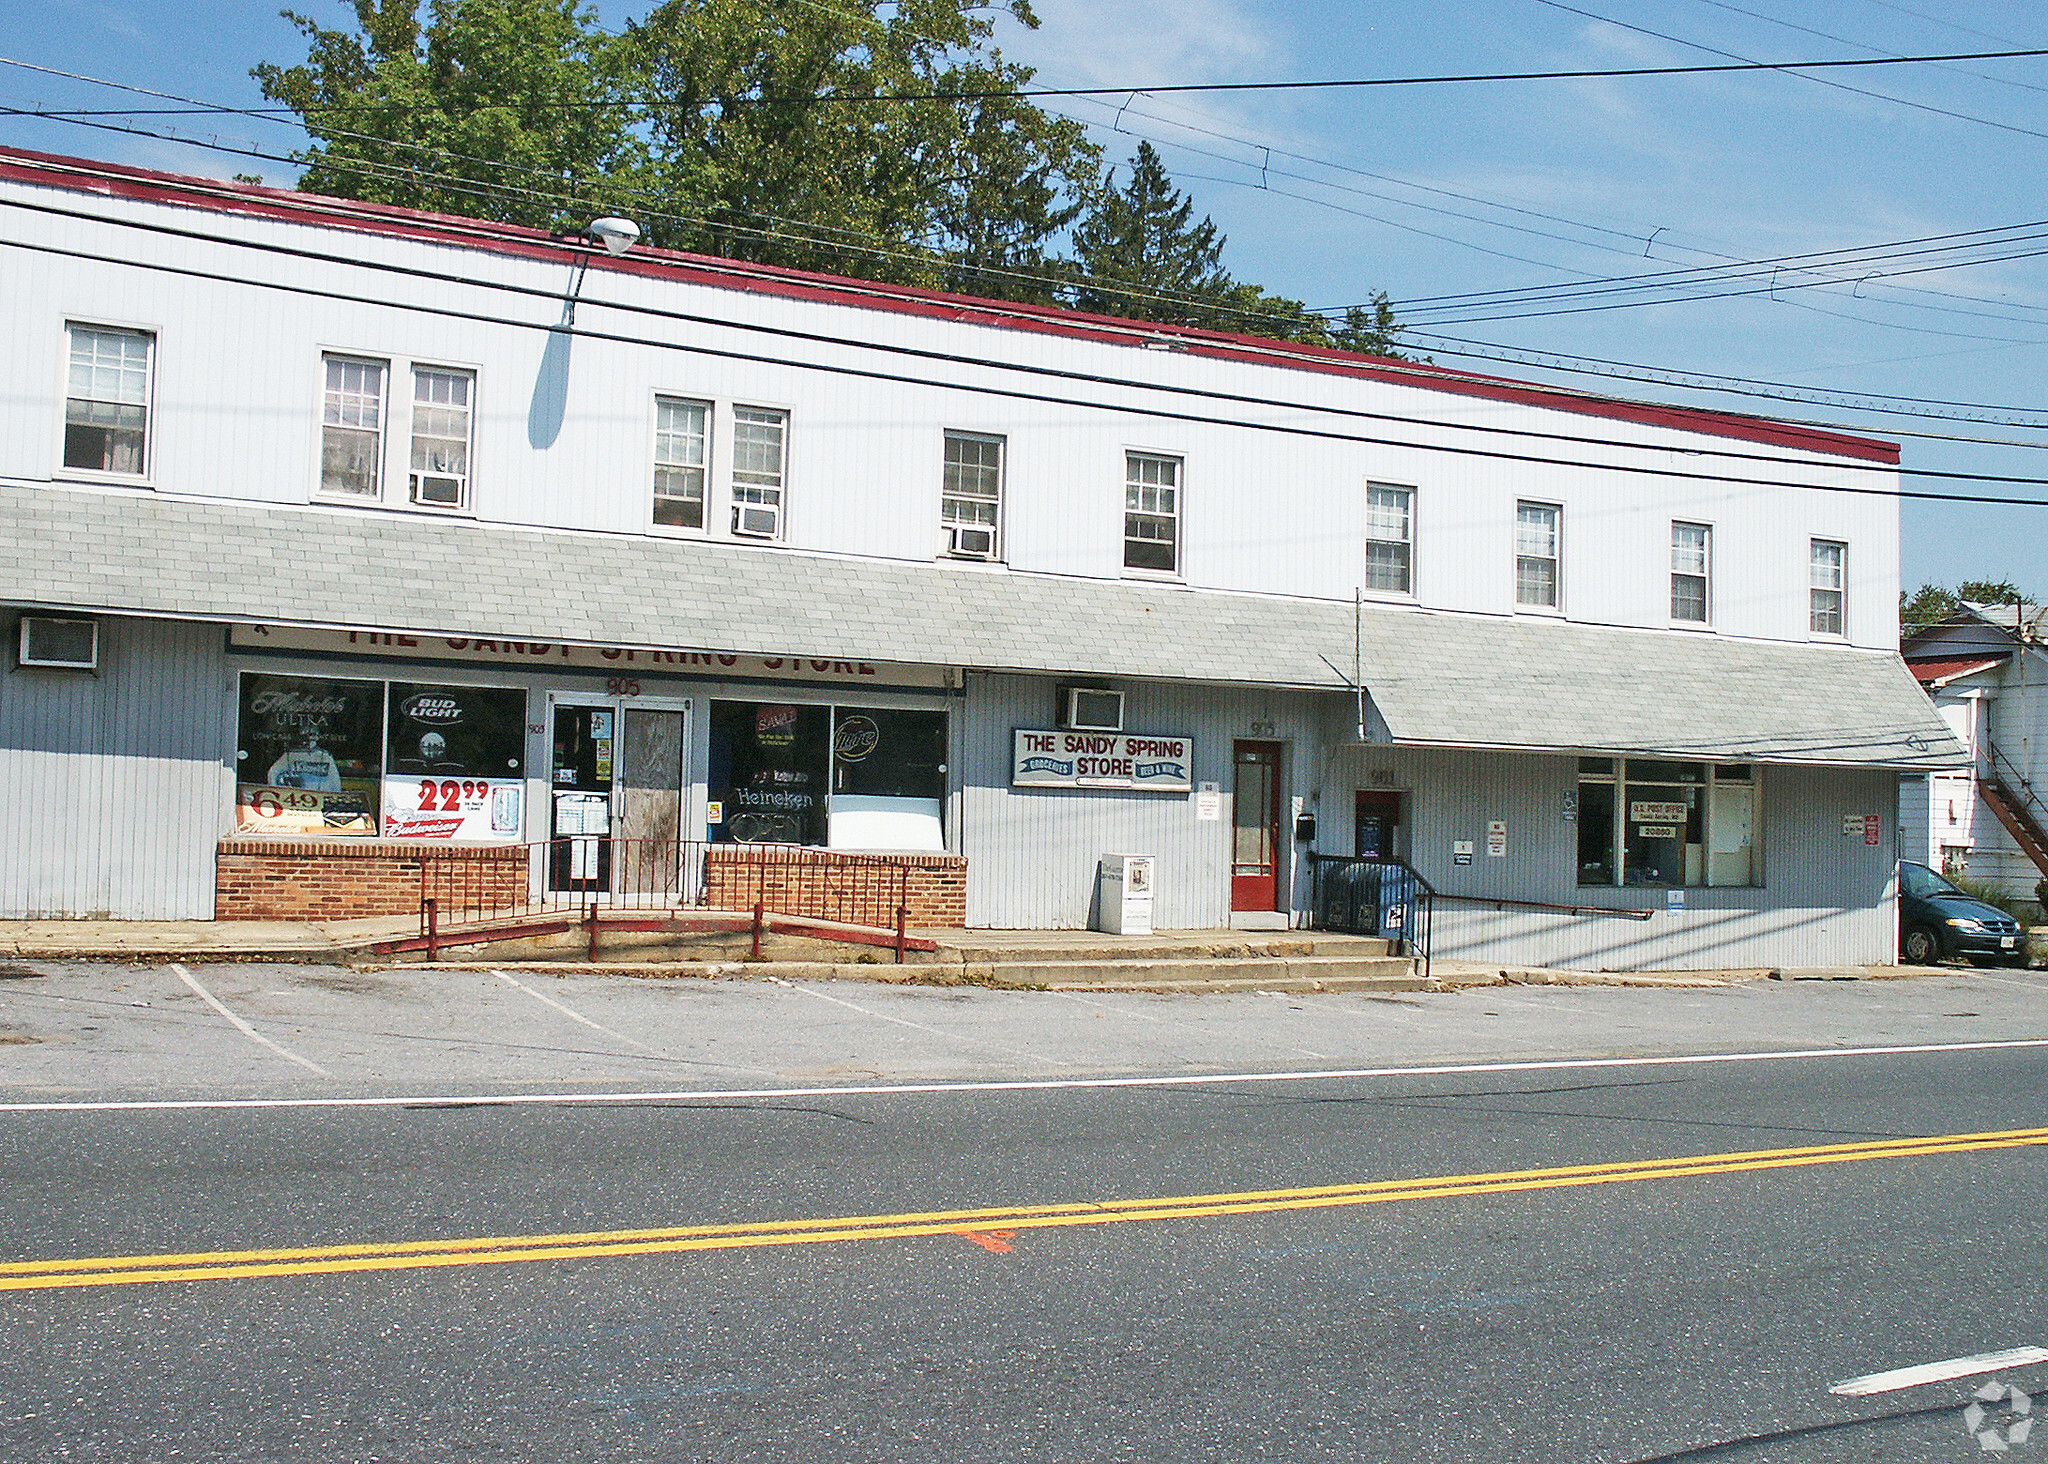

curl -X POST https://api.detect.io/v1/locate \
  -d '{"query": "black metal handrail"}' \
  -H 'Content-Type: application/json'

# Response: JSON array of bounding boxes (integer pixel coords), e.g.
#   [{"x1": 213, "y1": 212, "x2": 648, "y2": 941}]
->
[{"x1": 1305, "y1": 854, "x2": 1435, "y2": 982}]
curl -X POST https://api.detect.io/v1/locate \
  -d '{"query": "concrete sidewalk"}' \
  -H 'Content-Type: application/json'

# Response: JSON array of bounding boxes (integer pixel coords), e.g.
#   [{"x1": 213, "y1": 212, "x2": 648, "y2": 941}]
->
[{"x1": 0, "y1": 915, "x2": 1982, "y2": 991}]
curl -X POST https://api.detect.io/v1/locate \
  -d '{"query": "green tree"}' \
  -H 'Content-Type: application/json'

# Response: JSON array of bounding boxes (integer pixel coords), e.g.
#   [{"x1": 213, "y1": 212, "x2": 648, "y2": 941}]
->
[
  {"x1": 619, "y1": 0, "x2": 1098, "y2": 286},
  {"x1": 255, "y1": 0, "x2": 639, "y2": 233},
  {"x1": 1959, "y1": 578, "x2": 2024, "y2": 605},
  {"x1": 1901, "y1": 582, "x2": 1960, "y2": 631},
  {"x1": 1069, "y1": 141, "x2": 1229, "y2": 321}
]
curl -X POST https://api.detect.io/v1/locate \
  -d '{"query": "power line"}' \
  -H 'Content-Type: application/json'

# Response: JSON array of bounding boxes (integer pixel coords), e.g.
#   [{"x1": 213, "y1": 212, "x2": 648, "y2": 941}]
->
[
  {"x1": 10, "y1": 45, "x2": 2048, "y2": 109},
  {"x1": 10, "y1": 153, "x2": 2044, "y2": 447},
  {"x1": 12, "y1": 194, "x2": 2048, "y2": 506}
]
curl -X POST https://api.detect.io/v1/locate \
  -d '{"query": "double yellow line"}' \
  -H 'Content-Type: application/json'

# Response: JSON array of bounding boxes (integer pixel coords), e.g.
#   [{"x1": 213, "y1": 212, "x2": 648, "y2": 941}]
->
[{"x1": 5, "y1": 1125, "x2": 2044, "y2": 1293}]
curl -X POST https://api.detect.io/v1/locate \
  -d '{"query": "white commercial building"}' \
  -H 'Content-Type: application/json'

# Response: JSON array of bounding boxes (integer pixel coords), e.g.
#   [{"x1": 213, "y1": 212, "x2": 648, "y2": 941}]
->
[{"x1": 0, "y1": 146, "x2": 1962, "y2": 966}]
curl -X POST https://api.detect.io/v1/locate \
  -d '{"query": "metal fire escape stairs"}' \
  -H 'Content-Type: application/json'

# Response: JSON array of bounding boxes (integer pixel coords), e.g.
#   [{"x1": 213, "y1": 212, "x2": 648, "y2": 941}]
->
[{"x1": 1981, "y1": 742, "x2": 2048, "y2": 881}]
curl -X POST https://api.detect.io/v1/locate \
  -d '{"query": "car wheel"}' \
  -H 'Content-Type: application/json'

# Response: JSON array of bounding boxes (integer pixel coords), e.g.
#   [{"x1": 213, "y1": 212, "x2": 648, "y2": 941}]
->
[{"x1": 1901, "y1": 925, "x2": 1943, "y2": 965}]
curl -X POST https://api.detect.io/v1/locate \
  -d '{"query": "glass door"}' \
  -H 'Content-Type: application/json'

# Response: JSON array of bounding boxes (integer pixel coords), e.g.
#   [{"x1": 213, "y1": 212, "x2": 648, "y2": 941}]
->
[
  {"x1": 548, "y1": 704, "x2": 615, "y2": 892},
  {"x1": 1231, "y1": 741, "x2": 1284, "y2": 912}
]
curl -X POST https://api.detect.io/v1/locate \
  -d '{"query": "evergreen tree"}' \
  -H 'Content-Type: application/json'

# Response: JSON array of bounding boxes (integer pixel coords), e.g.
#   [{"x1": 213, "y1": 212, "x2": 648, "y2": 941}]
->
[{"x1": 1069, "y1": 141, "x2": 1229, "y2": 321}]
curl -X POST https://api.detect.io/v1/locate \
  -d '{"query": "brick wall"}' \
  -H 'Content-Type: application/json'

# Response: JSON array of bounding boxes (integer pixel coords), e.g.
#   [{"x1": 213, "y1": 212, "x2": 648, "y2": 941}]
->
[
  {"x1": 216, "y1": 839, "x2": 527, "y2": 920},
  {"x1": 703, "y1": 847, "x2": 967, "y2": 929}
]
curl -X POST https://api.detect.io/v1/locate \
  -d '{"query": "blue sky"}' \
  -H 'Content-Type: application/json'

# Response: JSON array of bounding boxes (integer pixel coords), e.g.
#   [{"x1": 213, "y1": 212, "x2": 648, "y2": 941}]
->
[{"x1": 3, "y1": 0, "x2": 2045, "y2": 598}]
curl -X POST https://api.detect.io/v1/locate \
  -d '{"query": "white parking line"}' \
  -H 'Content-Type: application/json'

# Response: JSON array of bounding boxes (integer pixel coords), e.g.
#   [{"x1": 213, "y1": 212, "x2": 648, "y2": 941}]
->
[
  {"x1": 767, "y1": 977, "x2": 1068, "y2": 1067},
  {"x1": 491, "y1": 970, "x2": 668, "y2": 1056},
  {"x1": 171, "y1": 964, "x2": 331, "y2": 1078},
  {"x1": 1, "y1": 1035, "x2": 2044, "y2": 1113},
  {"x1": 1830, "y1": 1346, "x2": 2048, "y2": 1396}
]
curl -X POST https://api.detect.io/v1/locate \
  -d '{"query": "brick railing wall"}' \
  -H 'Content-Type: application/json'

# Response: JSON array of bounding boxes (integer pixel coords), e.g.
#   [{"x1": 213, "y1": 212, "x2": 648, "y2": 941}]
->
[
  {"x1": 216, "y1": 839, "x2": 526, "y2": 920},
  {"x1": 703, "y1": 847, "x2": 967, "y2": 929}
]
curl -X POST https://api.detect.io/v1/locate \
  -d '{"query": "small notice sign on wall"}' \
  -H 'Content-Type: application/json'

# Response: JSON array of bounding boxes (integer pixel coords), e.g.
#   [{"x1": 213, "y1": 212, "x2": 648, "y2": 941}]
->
[
  {"x1": 1453, "y1": 840, "x2": 1475, "y2": 866},
  {"x1": 1486, "y1": 820, "x2": 1508, "y2": 857},
  {"x1": 1195, "y1": 783, "x2": 1222, "y2": 821}
]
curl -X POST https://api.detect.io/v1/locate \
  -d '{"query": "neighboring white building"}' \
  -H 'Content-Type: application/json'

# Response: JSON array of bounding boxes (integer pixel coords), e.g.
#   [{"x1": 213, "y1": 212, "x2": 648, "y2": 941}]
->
[
  {"x1": 0, "y1": 146, "x2": 1963, "y2": 966},
  {"x1": 1900, "y1": 603, "x2": 2048, "y2": 909}
]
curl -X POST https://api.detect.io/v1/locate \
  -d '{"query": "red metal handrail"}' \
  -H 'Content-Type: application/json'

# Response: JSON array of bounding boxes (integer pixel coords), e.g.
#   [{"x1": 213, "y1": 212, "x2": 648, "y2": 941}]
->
[{"x1": 407, "y1": 838, "x2": 919, "y2": 959}]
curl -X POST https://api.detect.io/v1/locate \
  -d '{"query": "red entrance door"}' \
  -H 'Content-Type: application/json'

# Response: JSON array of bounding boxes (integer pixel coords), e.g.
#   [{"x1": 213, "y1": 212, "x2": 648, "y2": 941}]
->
[{"x1": 1231, "y1": 741, "x2": 1284, "y2": 911}]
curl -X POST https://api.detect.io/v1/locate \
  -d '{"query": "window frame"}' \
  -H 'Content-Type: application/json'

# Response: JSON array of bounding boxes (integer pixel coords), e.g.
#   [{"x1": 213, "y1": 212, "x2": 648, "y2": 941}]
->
[
  {"x1": 1363, "y1": 480, "x2": 1415, "y2": 598},
  {"x1": 311, "y1": 349, "x2": 479, "y2": 514},
  {"x1": 1575, "y1": 758, "x2": 1761, "y2": 889},
  {"x1": 58, "y1": 319, "x2": 158, "y2": 485},
  {"x1": 406, "y1": 362, "x2": 477, "y2": 511},
  {"x1": 728, "y1": 403, "x2": 791, "y2": 541},
  {"x1": 650, "y1": 393, "x2": 714, "y2": 535},
  {"x1": 1122, "y1": 449, "x2": 1184, "y2": 578},
  {"x1": 1670, "y1": 520, "x2": 1713, "y2": 626},
  {"x1": 317, "y1": 353, "x2": 389, "y2": 502},
  {"x1": 1809, "y1": 538, "x2": 1847, "y2": 637},
  {"x1": 1514, "y1": 500, "x2": 1562, "y2": 612},
  {"x1": 940, "y1": 429, "x2": 1006, "y2": 562}
]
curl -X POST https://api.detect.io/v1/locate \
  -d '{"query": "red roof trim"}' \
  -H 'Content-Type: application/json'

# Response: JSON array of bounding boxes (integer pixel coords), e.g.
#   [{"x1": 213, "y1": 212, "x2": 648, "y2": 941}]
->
[
  {"x1": 0, "y1": 145, "x2": 1900, "y2": 464},
  {"x1": 1906, "y1": 655, "x2": 2008, "y2": 686}
]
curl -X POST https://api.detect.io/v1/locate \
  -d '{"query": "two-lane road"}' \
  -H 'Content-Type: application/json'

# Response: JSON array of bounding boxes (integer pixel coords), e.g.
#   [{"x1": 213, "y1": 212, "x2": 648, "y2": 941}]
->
[{"x1": 1, "y1": 960, "x2": 2044, "y2": 1461}]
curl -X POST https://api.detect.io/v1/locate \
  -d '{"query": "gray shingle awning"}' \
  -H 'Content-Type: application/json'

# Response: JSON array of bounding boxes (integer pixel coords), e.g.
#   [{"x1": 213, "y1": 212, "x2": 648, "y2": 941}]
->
[{"x1": 4, "y1": 481, "x2": 1964, "y2": 770}]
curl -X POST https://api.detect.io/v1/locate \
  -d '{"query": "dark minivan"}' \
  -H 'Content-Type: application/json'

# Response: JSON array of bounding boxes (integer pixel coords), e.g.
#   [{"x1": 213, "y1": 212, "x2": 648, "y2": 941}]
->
[{"x1": 1898, "y1": 861, "x2": 2030, "y2": 966}]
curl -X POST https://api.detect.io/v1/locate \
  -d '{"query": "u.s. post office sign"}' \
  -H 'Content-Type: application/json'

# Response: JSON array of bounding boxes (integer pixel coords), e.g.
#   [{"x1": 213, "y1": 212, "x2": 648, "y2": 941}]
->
[{"x1": 1012, "y1": 730, "x2": 1194, "y2": 792}]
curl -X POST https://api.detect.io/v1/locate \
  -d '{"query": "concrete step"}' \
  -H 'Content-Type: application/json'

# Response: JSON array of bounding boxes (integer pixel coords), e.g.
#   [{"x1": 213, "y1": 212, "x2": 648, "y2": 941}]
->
[
  {"x1": 937, "y1": 936, "x2": 1394, "y2": 963},
  {"x1": 960, "y1": 953, "x2": 1424, "y2": 992}
]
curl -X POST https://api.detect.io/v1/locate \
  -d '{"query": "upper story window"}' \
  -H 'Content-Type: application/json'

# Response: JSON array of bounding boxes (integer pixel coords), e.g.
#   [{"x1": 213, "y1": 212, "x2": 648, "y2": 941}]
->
[
  {"x1": 1364, "y1": 482, "x2": 1413, "y2": 595},
  {"x1": 1515, "y1": 502, "x2": 1560, "y2": 609},
  {"x1": 318, "y1": 354, "x2": 473, "y2": 511},
  {"x1": 731, "y1": 406, "x2": 787, "y2": 538},
  {"x1": 1810, "y1": 539, "x2": 1846, "y2": 635},
  {"x1": 1671, "y1": 521, "x2": 1711, "y2": 624},
  {"x1": 653, "y1": 396, "x2": 710, "y2": 530},
  {"x1": 1124, "y1": 452, "x2": 1181, "y2": 574},
  {"x1": 942, "y1": 431, "x2": 1004, "y2": 560},
  {"x1": 321, "y1": 356, "x2": 386, "y2": 498},
  {"x1": 63, "y1": 324, "x2": 153, "y2": 478},
  {"x1": 408, "y1": 366, "x2": 473, "y2": 508}
]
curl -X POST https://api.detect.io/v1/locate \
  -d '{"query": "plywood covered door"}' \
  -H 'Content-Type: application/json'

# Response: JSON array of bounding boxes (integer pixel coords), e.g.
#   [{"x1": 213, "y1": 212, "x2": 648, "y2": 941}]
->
[{"x1": 616, "y1": 708, "x2": 685, "y2": 899}]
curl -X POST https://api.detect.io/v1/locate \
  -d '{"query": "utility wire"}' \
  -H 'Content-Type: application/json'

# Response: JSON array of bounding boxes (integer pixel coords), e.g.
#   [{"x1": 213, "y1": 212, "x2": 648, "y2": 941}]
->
[{"x1": 16, "y1": 193, "x2": 2048, "y2": 505}]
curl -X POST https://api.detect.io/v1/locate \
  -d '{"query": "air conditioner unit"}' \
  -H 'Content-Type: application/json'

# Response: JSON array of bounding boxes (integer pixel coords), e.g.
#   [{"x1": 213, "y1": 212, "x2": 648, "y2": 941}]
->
[
  {"x1": 410, "y1": 472, "x2": 465, "y2": 507},
  {"x1": 733, "y1": 502, "x2": 782, "y2": 538},
  {"x1": 18, "y1": 615, "x2": 98, "y2": 670},
  {"x1": 946, "y1": 524, "x2": 998, "y2": 560},
  {"x1": 1060, "y1": 686, "x2": 1124, "y2": 733}
]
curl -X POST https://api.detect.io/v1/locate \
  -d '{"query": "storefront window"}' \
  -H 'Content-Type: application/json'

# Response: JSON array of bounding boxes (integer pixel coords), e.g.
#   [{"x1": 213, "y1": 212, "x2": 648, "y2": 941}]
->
[
  {"x1": 709, "y1": 701, "x2": 830, "y2": 845},
  {"x1": 830, "y1": 707, "x2": 947, "y2": 850},
  {"x1": 709, "y1": 701, "x2": 947, "y2": 849},
  {"x1": 380, "y1": 683, "x2": 527, "y2": 840},
  {"x1": 1577, "y1": 758, "x2": 1757, "y2": 887},
  {"x1": 235, "y1": 674, "x2": 385, "y2": 836}
]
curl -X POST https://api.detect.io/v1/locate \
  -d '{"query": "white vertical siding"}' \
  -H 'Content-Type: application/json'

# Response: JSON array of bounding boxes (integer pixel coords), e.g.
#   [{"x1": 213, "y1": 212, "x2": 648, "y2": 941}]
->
[
  {"x1": 961, "y1": 674, "x2": 1331, "y2": 929},
  {"x1": 0, "y1": 168, "x2": 1902, "y2": 650},
  {"x1": 0, "y1": 614, "x2": 229, "y2": 918},
  {"x1": 1320, "y1": 745, "x2": 1898, "y2": 968}
]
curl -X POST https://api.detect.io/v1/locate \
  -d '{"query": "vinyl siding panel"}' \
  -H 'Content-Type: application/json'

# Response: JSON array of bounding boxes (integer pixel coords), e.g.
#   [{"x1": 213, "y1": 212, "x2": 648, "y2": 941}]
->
[{"x1": 0, "y1": 614, "x2": 228, "y2": 918}]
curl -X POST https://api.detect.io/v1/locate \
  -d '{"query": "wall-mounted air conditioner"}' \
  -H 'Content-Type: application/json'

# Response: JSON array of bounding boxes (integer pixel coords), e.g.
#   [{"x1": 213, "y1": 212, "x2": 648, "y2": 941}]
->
[
  {"x1": 945, "y1": 524, "x2": 997, "y2": 560},
  {"x1": 733, "y1": 502, "x2": 782, "y2": 538},
  {"x1": 18, "y1": 615, "x2": 98, "y2": 670},
  {"x1": 1060, "y1": 686, "x2": 1124, "y2": 733},
  {"x1": 410, "y1": 472, "x2": 465, "y2": 507}
]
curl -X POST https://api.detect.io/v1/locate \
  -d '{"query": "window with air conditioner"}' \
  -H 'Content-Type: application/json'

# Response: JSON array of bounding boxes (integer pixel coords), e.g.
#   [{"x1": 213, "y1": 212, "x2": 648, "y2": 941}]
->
[
  {"x1": 1061, "y1": 687, "x2": 1124, "y2": 732},
  {"x1": 731, "y1": 406, "x2": 787, "y2": 539},
  {"x1": 18, "y1": 616, "x2": 98, "y2": 670},
  {"x1": 942, "y1": 431, "x2": 1004, "y2": 560},
  {"x1": 409, "y1": 366, "x2": 473, "y2": 508}
]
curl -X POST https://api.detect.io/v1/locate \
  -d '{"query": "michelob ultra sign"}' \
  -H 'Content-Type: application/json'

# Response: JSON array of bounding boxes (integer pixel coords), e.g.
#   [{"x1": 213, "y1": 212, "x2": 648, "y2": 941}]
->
[{"x1": 1012, "y1": 730, "x2": 1194, "y2": 791}]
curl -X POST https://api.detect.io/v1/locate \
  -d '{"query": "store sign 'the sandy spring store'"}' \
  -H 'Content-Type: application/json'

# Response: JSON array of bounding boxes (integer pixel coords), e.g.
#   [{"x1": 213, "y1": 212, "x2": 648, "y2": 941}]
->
[{"x1": 1012, "y1": 731, "x2": 1194, "y2": 792}]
